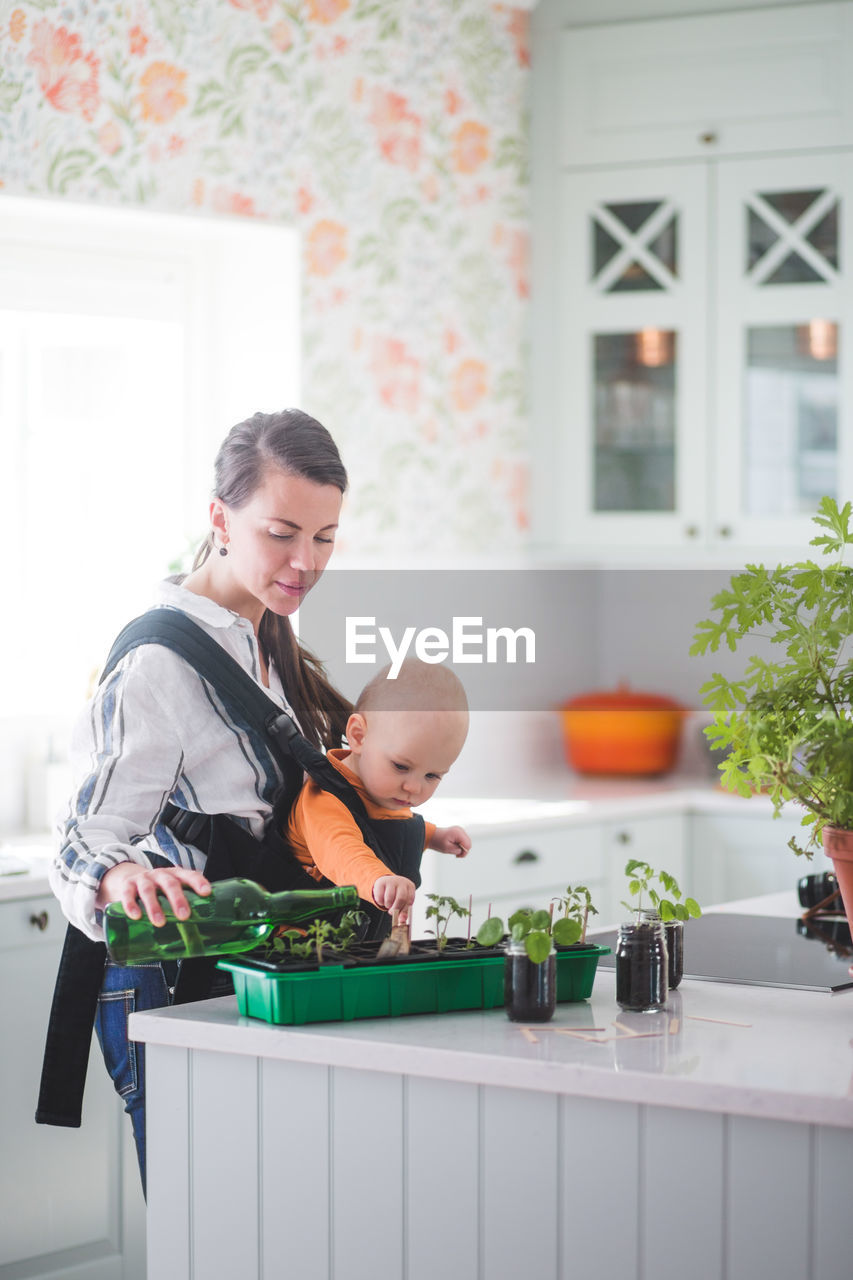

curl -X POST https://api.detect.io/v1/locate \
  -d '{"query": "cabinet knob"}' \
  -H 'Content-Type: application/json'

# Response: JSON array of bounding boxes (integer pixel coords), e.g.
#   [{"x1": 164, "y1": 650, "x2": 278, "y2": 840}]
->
[
  {"x1": 699, "y1": 130, "x2": 718, "y2": 145},
  {"x1": 717, "y1": 524, "x2": 732, "y2": 538},
  {"x1": 615, "y1": 831, "x2": 632, "y2": 845},
  {"x1": 513, "y1": 849, "x2": 540, "y2": 865},
  {"x1": 685, "y1": 524, "x2": 700, "y2": 539},
  {"x1": 29, "y1": 910, "x2": 49, "y2": 932}
]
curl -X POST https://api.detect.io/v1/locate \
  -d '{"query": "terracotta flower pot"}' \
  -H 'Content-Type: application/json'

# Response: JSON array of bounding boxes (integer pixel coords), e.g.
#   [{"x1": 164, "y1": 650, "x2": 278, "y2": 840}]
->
[{"x1": 820, "y1": 826, "x2": 853, "y2": 929}]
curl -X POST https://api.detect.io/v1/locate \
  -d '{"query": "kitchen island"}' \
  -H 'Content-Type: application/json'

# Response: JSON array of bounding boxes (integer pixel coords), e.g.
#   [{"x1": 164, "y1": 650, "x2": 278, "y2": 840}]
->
[{"x1": 131, "y1": 894, "x2": 853, "y2": 1280}]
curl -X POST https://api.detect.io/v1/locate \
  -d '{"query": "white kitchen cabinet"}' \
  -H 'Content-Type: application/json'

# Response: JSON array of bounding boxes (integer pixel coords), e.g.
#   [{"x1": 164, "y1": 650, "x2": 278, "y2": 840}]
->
[
  {"x1": 603, "y1": 812, "x2": 688, "y2": 923},
  {"x1": 415, "y1": 821, "x2": 606, "y2": 939},
  {"x1": 0, "y1": 891, "x2": 145, "y2": 1280},
  {"x1": 548, "y1": 150, "x2": 852, "y2": 557},
  {"x1": 688, "y1": 810, "x2": 822, "y2": 908},
  {"x1": 532, "y1": 1, "x2": 853, "y2": 562},
  {"x1": 415, "y1": 810, "x2": 688, "y2": 938},
  {"x1": 714, "y1": 151, "x2": 853, "y2": 549},
  {"x1": 558, "y1": 3, "x2": 853, "y2": 167}
]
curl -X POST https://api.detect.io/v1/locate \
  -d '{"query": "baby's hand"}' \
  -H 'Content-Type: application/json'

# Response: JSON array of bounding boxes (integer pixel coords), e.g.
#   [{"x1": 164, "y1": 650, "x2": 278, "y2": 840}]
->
[
  {"x1": 372, "y1": 874, "x2": 416, "y2": 920},
  {"x1": 430, "y1": 825, "x2": 471, "y2": 858}
]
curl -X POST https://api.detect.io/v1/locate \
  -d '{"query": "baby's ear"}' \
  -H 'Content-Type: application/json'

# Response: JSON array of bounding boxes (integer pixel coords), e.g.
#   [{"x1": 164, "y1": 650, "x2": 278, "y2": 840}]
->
[{"x1": 345, "y1": 712, "x2": 367, "y2": 751}]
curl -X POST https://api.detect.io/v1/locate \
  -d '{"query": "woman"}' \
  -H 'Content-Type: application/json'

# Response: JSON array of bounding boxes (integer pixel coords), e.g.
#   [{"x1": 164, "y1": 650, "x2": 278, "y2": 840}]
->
[{"x1": 47, "y1": 409, "x2": 350, "y2": 1190}]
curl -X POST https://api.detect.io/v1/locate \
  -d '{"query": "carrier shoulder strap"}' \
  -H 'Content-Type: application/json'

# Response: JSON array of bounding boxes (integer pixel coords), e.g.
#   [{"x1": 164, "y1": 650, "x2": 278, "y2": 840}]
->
[
  {"x1": 102, "y1": 609, "x2": 384, "y2": 831},
  {"x1": 102, "y1": 607, "x2": 289, "y2": 744}
]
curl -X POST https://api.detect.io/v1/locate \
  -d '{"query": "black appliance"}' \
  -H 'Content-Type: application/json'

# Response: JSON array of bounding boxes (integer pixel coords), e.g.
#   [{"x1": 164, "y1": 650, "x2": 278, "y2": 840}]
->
[{"x1": 595, "y1": 912, "x2": 853, "y2": 993}]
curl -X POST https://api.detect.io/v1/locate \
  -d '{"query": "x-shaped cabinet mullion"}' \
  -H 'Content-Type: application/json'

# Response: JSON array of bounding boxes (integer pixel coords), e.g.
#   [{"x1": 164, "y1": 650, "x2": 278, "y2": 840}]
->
[
  {"x1": 591, "y1": 199, "x2": 679, "y2": 295},
  {"x1": 746, "y1": 187, "x2": 838, "y2": 285}
]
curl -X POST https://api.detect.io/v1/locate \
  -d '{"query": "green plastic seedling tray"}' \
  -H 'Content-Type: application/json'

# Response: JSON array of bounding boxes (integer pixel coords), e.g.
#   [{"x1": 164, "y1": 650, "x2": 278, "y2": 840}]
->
[{"x1": 218, "y1": 944, "x2": 609, "y2": 1026}]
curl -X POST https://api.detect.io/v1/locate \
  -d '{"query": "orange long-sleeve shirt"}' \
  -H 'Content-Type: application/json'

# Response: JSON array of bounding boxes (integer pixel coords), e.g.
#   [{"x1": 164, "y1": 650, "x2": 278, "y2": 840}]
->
[{"x1": 286, "y1": 748, "x2": 436, "y2": 903}]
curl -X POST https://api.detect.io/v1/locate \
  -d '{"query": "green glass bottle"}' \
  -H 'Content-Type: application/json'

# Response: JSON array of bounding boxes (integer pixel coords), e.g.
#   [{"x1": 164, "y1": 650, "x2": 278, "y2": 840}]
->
[{"x1": 104, "y1": 877, "x2": 359, "y2": 965}]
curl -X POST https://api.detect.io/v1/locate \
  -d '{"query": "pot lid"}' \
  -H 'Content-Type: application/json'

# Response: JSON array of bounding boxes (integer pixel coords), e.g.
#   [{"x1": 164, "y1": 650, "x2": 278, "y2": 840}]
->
[{"x1": 561, "y1": 682, "x2": 684, "y2": 712}]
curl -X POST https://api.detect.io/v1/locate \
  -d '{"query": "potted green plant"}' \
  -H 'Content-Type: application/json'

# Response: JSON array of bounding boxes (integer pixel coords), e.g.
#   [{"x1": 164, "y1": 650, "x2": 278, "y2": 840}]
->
[
  {"x1": 691, "y1": 496, "x2": 853, "y2": 929},
  {"x1": 218, "y1": 904, "x2": 508, "y2": 1025},
  {"x1": 620, "y1": 859, "x2": 701, "y2": 991},
  {"x1": 423, "y1": 893, "x2": 472, "y2": 951},
  {"x1": 476, "y1": 885, "x2": 609, "y2": 1017}
]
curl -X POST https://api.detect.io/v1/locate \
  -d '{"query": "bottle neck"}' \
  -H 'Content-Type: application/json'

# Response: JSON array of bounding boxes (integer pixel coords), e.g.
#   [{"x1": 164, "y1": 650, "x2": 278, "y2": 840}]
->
[{"x1": 266, "y1": 885, "x2": 358, "y2": 918}]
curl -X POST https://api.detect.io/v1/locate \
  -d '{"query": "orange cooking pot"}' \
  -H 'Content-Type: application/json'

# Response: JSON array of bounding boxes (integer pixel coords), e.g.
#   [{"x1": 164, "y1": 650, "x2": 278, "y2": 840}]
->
[{"x1": 558, "y1": 684, "x2": 687, "y2": 776}]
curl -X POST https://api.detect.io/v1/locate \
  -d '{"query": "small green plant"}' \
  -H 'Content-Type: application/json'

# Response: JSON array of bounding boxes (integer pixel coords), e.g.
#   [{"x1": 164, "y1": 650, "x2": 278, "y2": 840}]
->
[
  {"x1": 476, "y1": 885, "x2": 599, "y2": 963},
  {"x1": 264, "y1": 909, "x2": 366, "y2": 965},
  {"x1": 620, "y1": 860, "x2": 701, "y2": 924},
  {"x1": 691, "y1": 496, "x2": 853, "y2": 856},
  {"x1": 552, "y1": 883, "x2": 598, "y2": 945},
  {"x1": 424, "y1": 893, "x2": 471, "y2": 951}
]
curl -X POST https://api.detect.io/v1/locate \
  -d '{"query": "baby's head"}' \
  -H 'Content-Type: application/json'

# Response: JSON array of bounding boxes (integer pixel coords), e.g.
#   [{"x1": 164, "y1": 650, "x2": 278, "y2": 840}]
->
[{"x1": 344, "y1": 660, "x2": 469, "y2": 811}]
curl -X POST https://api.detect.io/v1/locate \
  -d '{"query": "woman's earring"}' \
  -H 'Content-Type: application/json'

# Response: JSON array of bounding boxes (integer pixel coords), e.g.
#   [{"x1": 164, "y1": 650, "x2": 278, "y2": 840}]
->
[{"x1": 219, "y1": 545, "x2": 228, "y2": 557}]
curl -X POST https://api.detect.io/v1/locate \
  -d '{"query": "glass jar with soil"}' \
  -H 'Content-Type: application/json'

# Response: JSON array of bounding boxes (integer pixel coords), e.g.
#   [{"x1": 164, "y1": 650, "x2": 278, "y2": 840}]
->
[
  {"x1": 615, "y1": 918, "x2": 668, "y2": 1012},
  {"x1": 504, "y1": 937, "x2": 556, "y2": 1022},
  {"x1": 637, "y1": 908, "x2": 683, "y2": 989}
]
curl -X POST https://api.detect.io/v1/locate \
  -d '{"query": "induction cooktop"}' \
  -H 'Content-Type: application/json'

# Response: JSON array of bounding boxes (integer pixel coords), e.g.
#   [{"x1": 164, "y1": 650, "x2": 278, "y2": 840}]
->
[{"x1": 594, "y1": 913, "x2": 853, "y2": 993}]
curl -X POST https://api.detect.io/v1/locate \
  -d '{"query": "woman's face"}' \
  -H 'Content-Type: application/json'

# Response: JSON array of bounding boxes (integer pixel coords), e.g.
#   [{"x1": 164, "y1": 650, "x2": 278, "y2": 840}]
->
[{"x1": 212, "y1": 467, "x2": 342, "y2": 622}]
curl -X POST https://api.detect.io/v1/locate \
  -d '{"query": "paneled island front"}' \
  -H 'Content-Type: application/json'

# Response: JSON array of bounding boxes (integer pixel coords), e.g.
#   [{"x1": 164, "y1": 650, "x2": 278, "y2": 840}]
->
[{"x1": 131, "y1": 895, "x2": 853, "y2": 1280}]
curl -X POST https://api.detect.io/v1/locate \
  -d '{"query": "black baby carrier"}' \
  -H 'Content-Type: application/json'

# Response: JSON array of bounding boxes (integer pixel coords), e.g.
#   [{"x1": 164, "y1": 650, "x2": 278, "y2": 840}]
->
[{"x1": 36, "y1": 608, "x2": 424, "y2": 1128}]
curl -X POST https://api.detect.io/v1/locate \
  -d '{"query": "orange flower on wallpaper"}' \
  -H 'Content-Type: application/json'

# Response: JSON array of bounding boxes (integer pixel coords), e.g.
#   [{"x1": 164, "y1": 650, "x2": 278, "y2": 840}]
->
[
  {"x1": 368, "y1": 88, "x2": 421, "y2": 172},
  {"x1": 305, "y1": 220, "x2": 347, "y2": 276},
  {"x1": 228, "y1": 0, "x2": 274, "y2": 17},
  {"x1": 212, "y1": 187, "x2": 256, "y2": 216},
  {"x1": 507, "y1": 228, "x2": 529, "y2": 299},
  {"x1": 97, "y1": 120, "x2": 122, "y2": 155},
  {"x1": 137, "y1": 62, "x2": 188, "y2": 124},
  {"x1": 452, "y1": 121, "x2": 489, "y2": 174},
  {"x1": 128, "y1": 25, "x2": 148, "y2": 57},
  {"x1": 271, "y1": 21, "x2": 294, "y2": 52},
  {"x1": 27, "y1": 21, "x2": 100, "y2": 122},
  {"x1": 306, "y1": 0, "x2": 350, "y2": 23},
  {"x1": 369, "y1": 337, "x2": 420, "y2": 413},
  {"x1": 452, "y1": 359, "x2": 487, "y2": 411},
  {"x1": 9, "y1": 9, "x2": 26, "y2": 42},
  {"x1": 507, "y1": 11, "x2": 531, "y2": 68},
  {"x1": 506, "y1": 461, "x2": 529, "y2": 531}
]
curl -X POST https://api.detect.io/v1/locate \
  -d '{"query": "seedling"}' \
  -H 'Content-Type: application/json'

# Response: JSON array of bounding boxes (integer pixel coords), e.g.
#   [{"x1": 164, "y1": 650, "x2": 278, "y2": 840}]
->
[
  {"x1": 424, "y1": 893, "x2": 471, "y2": 951},
  {"x1": 476, "y1": 885, "x2": 600, "y2": 963},
  {"x1": 552, "y1": 883, "x2": 598, "y2": 945},
  {"x1": 620, "y1": 860, "x2": 701, "y2": 924},
  {"x1": 264, "y1": 909, "x2": 367, "y2": 964}
]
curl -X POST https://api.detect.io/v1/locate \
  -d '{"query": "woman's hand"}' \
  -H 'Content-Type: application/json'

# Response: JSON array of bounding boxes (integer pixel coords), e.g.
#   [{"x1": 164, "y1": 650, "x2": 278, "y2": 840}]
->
[
  {"x1": 372, "y1": 874, "x2": 416, "y2": 921},
  {"x1": 95, "y1": 862, "x2": 212, "y2": 926}
]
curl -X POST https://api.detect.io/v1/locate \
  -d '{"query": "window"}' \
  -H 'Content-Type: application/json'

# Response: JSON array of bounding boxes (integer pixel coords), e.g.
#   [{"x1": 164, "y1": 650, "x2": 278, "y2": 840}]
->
[{"x1": 0, "y1": 196, "x2": 300, "y2": 718}]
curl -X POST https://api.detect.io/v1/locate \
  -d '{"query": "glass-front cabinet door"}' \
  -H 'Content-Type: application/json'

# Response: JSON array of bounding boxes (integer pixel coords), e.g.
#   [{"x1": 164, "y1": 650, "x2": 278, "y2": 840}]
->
[
  {"x1": 558, "y1": 166, "x2": 709, "y2": 547},
  {"x1": 715, "y1": 152, "x2": 852, "y2": 547}
]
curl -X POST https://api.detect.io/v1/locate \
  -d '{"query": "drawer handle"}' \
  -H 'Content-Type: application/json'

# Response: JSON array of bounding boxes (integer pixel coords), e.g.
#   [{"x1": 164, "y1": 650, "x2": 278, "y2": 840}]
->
[
  {"x1": 29, "y1": 910, "x2": 49, "y2": 932},
  {"x1": 615, "y1": 831, "x2": 632, "y2": 845},
  {"x1": 513, "y1": 849, "x2": 540, "y2": 864}
]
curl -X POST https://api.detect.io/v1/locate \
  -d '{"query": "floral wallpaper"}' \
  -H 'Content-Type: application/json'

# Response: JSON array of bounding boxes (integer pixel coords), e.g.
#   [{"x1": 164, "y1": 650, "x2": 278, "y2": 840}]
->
[{"x1": 0, "y1": 0, "x2": 531, "y2": 557}]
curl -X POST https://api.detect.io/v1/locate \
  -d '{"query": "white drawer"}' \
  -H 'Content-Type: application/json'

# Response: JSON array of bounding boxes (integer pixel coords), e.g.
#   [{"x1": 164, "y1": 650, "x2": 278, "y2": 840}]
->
[
  {"x1": 0, "y1": 894, "x2": 66, "y2": 951},
  {"x1": 434, "y1": 823, "x2": 605, "y2": 902}
]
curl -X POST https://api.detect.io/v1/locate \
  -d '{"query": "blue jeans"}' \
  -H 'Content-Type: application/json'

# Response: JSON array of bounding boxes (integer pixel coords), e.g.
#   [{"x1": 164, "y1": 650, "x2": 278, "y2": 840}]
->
[{"x1": 95, "y1": 961, "x2": 232, "y2": 1195}]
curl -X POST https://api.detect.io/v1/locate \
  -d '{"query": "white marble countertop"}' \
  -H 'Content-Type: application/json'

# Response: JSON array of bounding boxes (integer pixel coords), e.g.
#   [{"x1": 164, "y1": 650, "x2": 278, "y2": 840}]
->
[
  {"x1": 130, "y1": 893, "x2": 853, "y2": 1131},
  {"x1": 0, "y1": 840, "x2": 54, "y2": 902},
  {"x1": 420, "y1": 780, "x2": 786, "y2": 834}
]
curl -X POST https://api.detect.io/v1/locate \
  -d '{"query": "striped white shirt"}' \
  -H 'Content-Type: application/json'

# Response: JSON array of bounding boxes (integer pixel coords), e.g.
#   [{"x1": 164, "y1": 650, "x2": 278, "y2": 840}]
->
[{"x1": 51, "y1": 580, "x2": 298, "y2": 941}]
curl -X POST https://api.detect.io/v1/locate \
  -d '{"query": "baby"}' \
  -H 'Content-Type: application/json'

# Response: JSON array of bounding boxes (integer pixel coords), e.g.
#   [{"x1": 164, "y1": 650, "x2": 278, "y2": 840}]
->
[{"x1": 286, "y1": 658, "x2": 471, "y2": 923}]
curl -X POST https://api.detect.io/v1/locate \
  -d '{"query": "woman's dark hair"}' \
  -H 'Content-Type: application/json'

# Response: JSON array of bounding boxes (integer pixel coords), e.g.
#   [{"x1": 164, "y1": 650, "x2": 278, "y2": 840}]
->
[{"x1": 193, "y1": 409, "x2": 351, "y2": 748}]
